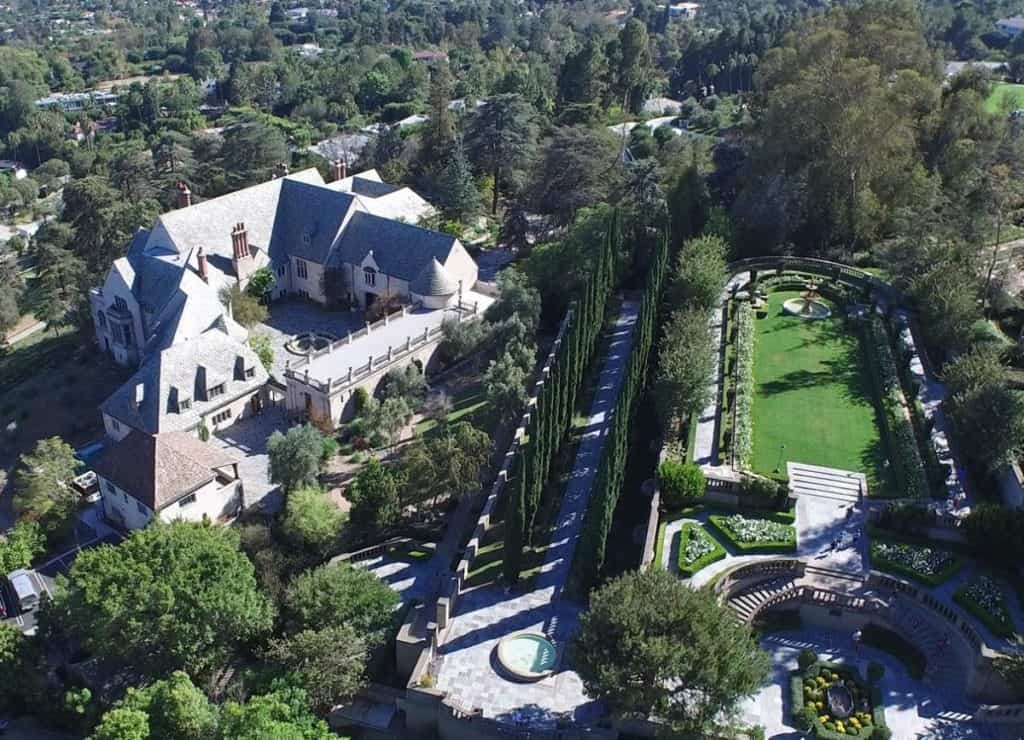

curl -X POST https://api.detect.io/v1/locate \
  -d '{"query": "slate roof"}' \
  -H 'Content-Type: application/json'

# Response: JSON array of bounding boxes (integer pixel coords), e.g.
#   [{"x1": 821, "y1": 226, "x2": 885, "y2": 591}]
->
[
  {"x1": 94, "y1": 430, "x2": 238, "y2": 511},
  {"x1": 348, "y1": 177, "x2": 402, "y2": 198},
  {"x1": 411, "y1": 258, "x2": 457, "y2": 296},
  {"x1": 101, "y1": 328, "x2": 268, "y2": 434},
  {"x1": 330, "y1": 212, "x2": 458, "y2": 282},
  {"x1": 267, "y1": 179, "x2": 358, "y2": 265}
]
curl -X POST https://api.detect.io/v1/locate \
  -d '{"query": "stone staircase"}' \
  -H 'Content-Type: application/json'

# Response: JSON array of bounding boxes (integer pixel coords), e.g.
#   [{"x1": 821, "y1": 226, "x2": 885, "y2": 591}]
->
[
  {"x1": 727, "y1": 576, "x2": 800, "y2": 622},
  {"x1": 889, "y1": 599, "x2": 966, "y2": 701},
  {"x1": 788, "y1": 462, "x2": 866, "y2": 503}
]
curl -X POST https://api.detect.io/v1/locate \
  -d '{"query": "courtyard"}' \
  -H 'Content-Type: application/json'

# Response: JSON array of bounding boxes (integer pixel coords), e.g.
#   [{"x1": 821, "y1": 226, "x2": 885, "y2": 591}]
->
[{"x1": 749, "y1": 291, "x2": 889, "y2": 491}]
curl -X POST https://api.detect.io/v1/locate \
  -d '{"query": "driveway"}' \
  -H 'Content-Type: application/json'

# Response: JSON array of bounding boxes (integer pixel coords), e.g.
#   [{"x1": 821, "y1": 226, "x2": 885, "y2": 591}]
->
[{"x1": 211, "y1": 407, "x2": 288, "y2": 515}]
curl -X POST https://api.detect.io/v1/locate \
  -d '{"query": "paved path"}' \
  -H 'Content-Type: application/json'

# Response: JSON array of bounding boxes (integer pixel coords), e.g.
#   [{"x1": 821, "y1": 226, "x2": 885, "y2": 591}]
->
[
  {"x1": 790, "y1": 462, "x2": 868, "y2": 575},
  {"x1": 693, "y1": 271, "x2": 748, "y2": 467},
  {"x1": 432, "y1": 301, "x2": 640, "y2": 726}
]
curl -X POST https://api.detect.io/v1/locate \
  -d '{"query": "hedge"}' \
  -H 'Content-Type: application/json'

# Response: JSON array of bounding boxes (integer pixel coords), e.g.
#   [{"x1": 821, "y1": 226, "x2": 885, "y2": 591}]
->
[
  {"x1": 791, "y1": 662, "x2": 889, "y2": 739},
  {"x1": 860, "y1": 623, "x2": 926, "y2": 680},
  {"x1": 733, "y1": 302, "x2": 756, "y2": 469},
  {"x1": 675, "y1": 522, "x2": 727, "y2": 577},
  {"x1": 863, "y1": 317, "x2": 928, "y2": 498},
  {"x1": 868, "y1": 539, "x2": 963, "y2": 587},
  {"x1": 953, "y1": 577, "x2": 1016, "y2": 638},
  {"x1": 707, "y1": 513, "x2": 797, "y2": 554}
]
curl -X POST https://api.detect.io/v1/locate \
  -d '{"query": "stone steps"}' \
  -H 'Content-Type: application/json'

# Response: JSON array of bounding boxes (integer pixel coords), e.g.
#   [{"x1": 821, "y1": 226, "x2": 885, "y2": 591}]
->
[{"x1": 727, "y1": 578, "x2": 798, "y2": 621}]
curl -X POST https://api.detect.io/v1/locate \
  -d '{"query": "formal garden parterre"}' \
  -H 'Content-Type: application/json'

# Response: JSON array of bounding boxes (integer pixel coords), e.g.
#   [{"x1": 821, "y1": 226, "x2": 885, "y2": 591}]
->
[
  {"x1": 790, "y1": 652, "x2": 890, "y2": 740},
  {"x1": 676, "y1": 521, "x2": 726, "y2": 577},
  {"x1": 868, "y1": 539, "x2": 963, "y2": 586}
]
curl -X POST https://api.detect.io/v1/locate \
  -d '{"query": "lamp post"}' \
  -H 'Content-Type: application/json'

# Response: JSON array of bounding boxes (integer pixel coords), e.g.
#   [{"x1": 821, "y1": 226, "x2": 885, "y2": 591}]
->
[{"x1": 773, "y1": 443, "x2": 786, "y2": 474}]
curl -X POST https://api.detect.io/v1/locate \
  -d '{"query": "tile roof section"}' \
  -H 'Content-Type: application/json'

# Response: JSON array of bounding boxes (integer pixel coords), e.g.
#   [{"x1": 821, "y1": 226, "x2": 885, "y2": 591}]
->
[{"x1": 94, "y1": 430, "x2": 238, "y2": 511}]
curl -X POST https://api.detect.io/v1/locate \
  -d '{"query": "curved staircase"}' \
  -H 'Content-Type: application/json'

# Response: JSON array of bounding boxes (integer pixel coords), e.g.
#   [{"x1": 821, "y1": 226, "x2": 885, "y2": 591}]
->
[{"x1": 727, "y1": 576, "x2": 800, "y2": 622}]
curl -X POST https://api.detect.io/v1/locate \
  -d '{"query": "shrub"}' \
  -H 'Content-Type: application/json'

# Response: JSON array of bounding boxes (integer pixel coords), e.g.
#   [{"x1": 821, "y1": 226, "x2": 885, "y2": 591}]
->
[
  {"x1": 658, "y1": 460, "x2": 706, "y2": 509},
  {"x1": 740, "y1": 474, "x2": 788, "y2": 509},
  {"x1": 798, "y1": 649, "x2": 818, "y2": 671},
  {"x1": 871, "y1": 727, "x2": 892, "y2": 740},
  {"x1": 733, "y1": 303, "x2": 756, "y2": 468},
  {"x1": 352, "y1": 387, "x2": 370, "y2": 415},
  {"x1": 867, "y1": 661, "x2": 885, "y2": 683}
]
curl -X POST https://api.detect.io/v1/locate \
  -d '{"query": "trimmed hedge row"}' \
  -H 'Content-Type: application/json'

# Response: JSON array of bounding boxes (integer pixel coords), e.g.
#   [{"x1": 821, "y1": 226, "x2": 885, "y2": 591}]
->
[
  {"x1": 860, "y1": 624, "x2": 926, "y2": 680},
  {"x1": 573, "y1": 226, "x2": 674, "y2": 592},
  {"x1": 707, "y1": 513, "x2": 797, "y2": 554},
  {"x1": 733, "y1": 302, "x2": 756, "y2": 469},
  {"x1": 953, "y1": 576, "x2": 1016, "y2": 638},
  {"x1": 791, "y1": 661, "x2": 890, "y2": 740},
  {"x1": 675, "y1": 522, "x2": 727, "y2": 577},
  {"x1": 863, "y1": 317, "x2": 928, "y2": 498},
  {"x1": 868, "y1": 539, "x2": 963, "y2": 587},
  {"x1": 503, "y1": 210, "x2": 621, "y2": 583}
]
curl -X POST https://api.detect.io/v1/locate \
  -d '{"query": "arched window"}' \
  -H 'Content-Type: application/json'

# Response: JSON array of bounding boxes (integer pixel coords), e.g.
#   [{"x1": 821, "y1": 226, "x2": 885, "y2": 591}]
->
[{"x1": 364, "y1": 267, "x2": 377, "y2": 287}]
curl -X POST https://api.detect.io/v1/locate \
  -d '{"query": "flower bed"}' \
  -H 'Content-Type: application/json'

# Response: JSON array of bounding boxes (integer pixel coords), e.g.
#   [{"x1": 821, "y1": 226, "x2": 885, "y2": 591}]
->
[
  {"x1": 676, "y1": 522, "x2": 727, "y2": 577},
  {"x1": 790, "y1": 660, "x2": 887, "y2": 739},
  {"x1": 953, "y1": 576, "x2": 1016, "y2": 638},
  {"x1": 869, "y1": 540, "x2": 962, "y2": 586},
  {"x1": 708, "y1": 512, "x2": 797, "y2": 553},
  {"x1": 733, "y1": 303, "x2": 756, "y2": 469},
  {"x1": 864, "y1": 318, "x2": 928, "y2": 498}
]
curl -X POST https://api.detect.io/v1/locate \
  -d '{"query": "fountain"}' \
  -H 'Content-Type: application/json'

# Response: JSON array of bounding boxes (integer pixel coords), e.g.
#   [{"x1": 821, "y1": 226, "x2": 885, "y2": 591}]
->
[
  {"x1": 826, "y1": 683, "x2": 854, "y2": 719},
  {"x1": 782, "y1": 279, "x2": 832, "y2": 319}
]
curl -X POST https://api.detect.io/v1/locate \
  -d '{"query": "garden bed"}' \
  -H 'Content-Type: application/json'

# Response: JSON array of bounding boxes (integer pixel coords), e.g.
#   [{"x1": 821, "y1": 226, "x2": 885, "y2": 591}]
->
[
  {"x1": 790, "y1": 659, "x2": 887, "y2": 739},
  {"x1": 869, "y1": 540, "x2": 962, "y2": 586},
  {"x1": 953, "y1": 576, "x2": 1017, "y2": 638},
  {"x1": 675, "y1": 522, "x2": 727, "y2": 577},
  {"x1": 707, "y1": 512, "x2": 796, "y2": 553}
]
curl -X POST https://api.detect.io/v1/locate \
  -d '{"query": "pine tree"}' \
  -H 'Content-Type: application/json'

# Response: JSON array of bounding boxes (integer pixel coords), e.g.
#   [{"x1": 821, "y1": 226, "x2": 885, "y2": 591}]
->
[{"x1": 436, "y1": 138, "x2": 481, "y2": 225}]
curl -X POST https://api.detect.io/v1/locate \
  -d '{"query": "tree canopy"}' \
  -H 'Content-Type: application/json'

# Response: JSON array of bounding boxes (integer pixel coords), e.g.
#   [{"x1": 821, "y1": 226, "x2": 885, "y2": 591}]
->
[{"x1": 50, "y1": 522, "x2": 274, "y2": 680}]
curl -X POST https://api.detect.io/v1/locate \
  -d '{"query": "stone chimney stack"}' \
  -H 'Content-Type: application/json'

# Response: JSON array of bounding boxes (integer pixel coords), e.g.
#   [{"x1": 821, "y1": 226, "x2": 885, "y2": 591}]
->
[
  {"x1": 231, "y1": 223, "x2": 255, "y2": 287},
  {"x1": 197, "y1": 247, "x2": 208, "y2": 282},
  {"x1": 175, "y1": 181, "x2": 192, "y2": 209},
  {"x1": 332, "y1": 159, "x2": 347, "y2": 182},
  {"x1": 231, "y1": 223, "x2": 249, "y2": 261},
  {"x1": 272, "y1": 162, "x2": 290, "y2": 179}
]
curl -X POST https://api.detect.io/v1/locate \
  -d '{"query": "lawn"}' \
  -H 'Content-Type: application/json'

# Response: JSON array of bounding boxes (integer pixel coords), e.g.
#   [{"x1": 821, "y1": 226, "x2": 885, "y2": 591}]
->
[
  {"x1": 985, "y1": 82, "x2": 1024, "y2": 115},
  {"x1": 749, "y1": 292, "x2": 889, "y2": 489},
  {"x1": 414, "y1": 384, "x2": 494, "y2": 436}
]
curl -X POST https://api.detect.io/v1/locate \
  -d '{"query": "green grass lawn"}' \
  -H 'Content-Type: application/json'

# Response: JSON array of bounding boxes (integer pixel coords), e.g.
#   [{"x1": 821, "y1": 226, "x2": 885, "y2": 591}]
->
[
  {"x1": 414, "y1": 384, "x2": 494, "y2": 436},
  {"x1": 750, "y1": 292, "x2": 888, "y2": 488},
  {"x1": 985, "y1": 82, "x2": 1024, "y2": 114}
]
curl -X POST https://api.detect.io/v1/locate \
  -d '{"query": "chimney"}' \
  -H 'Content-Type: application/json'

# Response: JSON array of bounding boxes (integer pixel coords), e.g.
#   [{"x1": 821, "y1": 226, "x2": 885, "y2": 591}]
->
[
  {"x1": 332, "y1": 159, "x2": 347, "y2": 182},
  {"x1": 231, "y1": 223, "x2": 249, "y2": 261},
  {"x1": 175, "y1": 181, "x2": 192, "y2": 209},
  {"x1": 272, "y1": 162, "x2": 290, "y2": 179},
  {"x1": 197, "y1": 247, "x2": 208, "y2": 282}
]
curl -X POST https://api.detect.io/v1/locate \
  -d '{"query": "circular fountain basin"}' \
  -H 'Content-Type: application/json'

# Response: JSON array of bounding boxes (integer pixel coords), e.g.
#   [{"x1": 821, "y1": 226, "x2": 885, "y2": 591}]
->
[
  {"x1": 496, "y1": 632, "x2": 559, "y2": 681},
  {"x1": 827, "y1": 683, "x2": 854, "y2": 719},
  {"x1": 782, "y1": 298, "x2": 832, "y2": 320},
  {"x1": 285, "y1": 332, "x2": 337, "y2": 355}
]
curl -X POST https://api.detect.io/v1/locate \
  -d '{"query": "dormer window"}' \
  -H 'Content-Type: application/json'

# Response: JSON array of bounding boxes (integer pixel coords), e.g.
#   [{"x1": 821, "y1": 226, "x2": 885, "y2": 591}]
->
[
  {"x1": 208, "y1": 383, "x2": 226, "y2": 399},
  {"x1": 178, "y1": 398, "x2": 192, "y2": 412},
  {"x1": 364, "y1": 267, "x2": 377, "y2": 286}
]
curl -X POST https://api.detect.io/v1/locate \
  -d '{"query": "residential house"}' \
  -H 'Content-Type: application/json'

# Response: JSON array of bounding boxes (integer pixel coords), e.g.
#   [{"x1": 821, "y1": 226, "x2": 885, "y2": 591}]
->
[{"x1": 94, "y1": 430, "x2": 243, "y2": 530}]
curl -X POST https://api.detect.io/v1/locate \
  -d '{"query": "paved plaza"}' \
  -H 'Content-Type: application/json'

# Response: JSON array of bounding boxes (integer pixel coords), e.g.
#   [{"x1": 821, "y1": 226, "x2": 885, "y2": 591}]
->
[
  {"x1": 252, "y1": 300, "x2": 366, "y2": 384},
  {"x1": 432, "y1": 301, "x2": 640, "y2": 726},
  {"x1": 210, "y1": 406, "x2": 288, "y2": 515}
]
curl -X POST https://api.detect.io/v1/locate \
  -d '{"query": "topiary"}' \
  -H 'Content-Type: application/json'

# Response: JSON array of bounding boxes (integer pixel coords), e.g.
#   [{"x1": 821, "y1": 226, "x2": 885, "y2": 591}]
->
[
  {"x1": 658, "y1": 460, "x2": 707, "y2": 509},
  {"x1": 798, "y1": 648, "x2": 818, "y2": 671},
  {"x1": 870, "y1": 726, "x2": 892, "y2": 740}
]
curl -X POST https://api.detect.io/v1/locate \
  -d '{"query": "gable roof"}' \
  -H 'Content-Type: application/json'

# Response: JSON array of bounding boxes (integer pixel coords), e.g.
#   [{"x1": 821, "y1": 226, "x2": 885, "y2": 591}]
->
[
  {"x1": 329, "y1": 211, "x2": 458, "y2": 282},
  {"x1": 101, "y1": 327, "x2": 268, "y2": 434},
  {"x1": 94, "y1": 430, "x2": 238, "y2": 511},
  {"x1": 268, "y1": 179, "x2": 359, "y2": 265}
]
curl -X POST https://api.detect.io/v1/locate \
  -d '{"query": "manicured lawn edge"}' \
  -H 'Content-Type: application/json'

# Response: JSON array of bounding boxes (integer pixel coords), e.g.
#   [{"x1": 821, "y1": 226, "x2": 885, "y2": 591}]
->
[
  {"x1": 953, "y1": 580, "x2": 1016, "y2": 639},
  {"x1": 860, "y1": 623, "x2": 926, "y2": 680},
  {"x1": 868, "y1": 539, "x2": 963, "y2": 587},
  {"x1": 676, "y1": 522, "x2": 727, "y2": 577},
  {"x1": 707, "y1": 513, "x2": 797, "y2": 554}
]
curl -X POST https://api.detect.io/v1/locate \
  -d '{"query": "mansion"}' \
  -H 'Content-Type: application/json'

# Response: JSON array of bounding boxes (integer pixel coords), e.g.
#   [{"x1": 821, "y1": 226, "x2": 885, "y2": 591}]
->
[{"x1": 88, "y1": 166, "x2": 484, "y2": 529}]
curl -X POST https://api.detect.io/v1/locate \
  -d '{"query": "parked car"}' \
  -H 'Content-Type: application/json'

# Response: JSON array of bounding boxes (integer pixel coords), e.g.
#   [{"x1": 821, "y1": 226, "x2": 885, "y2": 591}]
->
[
  {"x1": 7, "y1": 569, "x2": 40, "y2": 612},
  {"x1": 72, "y1": 470, "x2": 101, "y2": 504}
]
